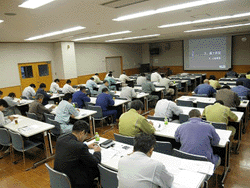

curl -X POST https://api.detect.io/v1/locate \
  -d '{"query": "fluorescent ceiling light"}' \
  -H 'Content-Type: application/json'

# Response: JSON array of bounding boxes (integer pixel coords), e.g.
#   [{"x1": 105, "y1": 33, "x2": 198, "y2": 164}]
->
[
  {"x1": 73, "y1": 30, "x2": 132, "y2": 41},
  {"x1": 113, "y1": 0, "x2": 225, "y2": 21},
  {"x1": 19, "y1": 0, "x2": 55, "y2": 9},
  {"x1": 0, "y1": 20, "x2": 3, "y2": 23},
  {"x1": 25, "y1": 26, "x2": 85, "y2": 41},
  {"x1": 184, "y1": 23, "x2": 250, "y2": 32},
  {"x1": 159, "y1": 12, "x2": 250, "y2": 28},
  {"x1": 106, "y1": 34, "x2": 160, "y2": 42}
]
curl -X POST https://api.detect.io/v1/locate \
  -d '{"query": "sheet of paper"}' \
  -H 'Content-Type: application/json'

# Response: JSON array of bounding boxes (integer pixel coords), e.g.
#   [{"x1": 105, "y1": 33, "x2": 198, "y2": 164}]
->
[
  {"x1": 45, "y1": 104, "x2": 53, "y2": 109},
  {"x1": 18, "y1": 124, "x2": 40, "y2": 132},
  {"x1": 179, "y1": 159, "x2": 214, "y2": 175}
]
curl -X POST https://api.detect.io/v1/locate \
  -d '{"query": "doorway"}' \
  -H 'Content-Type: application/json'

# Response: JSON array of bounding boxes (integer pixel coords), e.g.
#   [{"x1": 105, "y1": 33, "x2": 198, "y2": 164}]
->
[
  {"x1": 105, "y1": 56, "x2": 123, "y2": 78},
  {"x1": 18, "y1": 62, "x2": 53, "y2": 91}
]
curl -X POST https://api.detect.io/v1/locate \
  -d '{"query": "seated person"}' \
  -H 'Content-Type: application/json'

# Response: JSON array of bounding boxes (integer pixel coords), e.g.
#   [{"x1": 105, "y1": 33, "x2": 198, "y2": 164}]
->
[
  {"x1": 72, "y1": 86, "x2": 91, "y2": 108},
  {"x1": 119, "y1": 100, "x2": 155, "y2": 137},
  {"x1": 246, "y1": 71, "x2": 250, "y2": 79},
  {"x1": 142, "y1": 80, "x2": 159, "y2": 103},
  {"x1": 194, "y1": 79, "x2": 216, "y2": 97},
  {"x1": 86, "y1": 77, "x2": 98, "y2": 96},
  {"x1": 119, "y1": 71, "x2": 131, "y2": 86},
  {"x1": 62, "y1": 79, "x2": 75, "y2": 94},
  {"x1": 104, "y1": 73, "x2": 116, "y2": 90},
  {"x1": 151, "y1": 71, "x2": 162, "y2": 82},
  {"x1": 216, "y1": 85, "x2": 240, "y2": 107},
  {"x1": 50, "y1": 79, "x2": 61, "y2": 93},
  {"x1": 118, "y1": 133, "x2": 174, "y2": 188},
  {"x1": 175, "y1": 109, "x2": 221, "y2": 167},
  {"x1": 208, "y1": 75, "x2": 221, "y2": 89},
  {"x1": 120, "y1": 85, "x2": 137, "y2": 108},
  {"x1": 202, "y1": 100, "x2": 238, "y2": 136},
  {"x1": 29, "y1": 94, "x2": 55, "y2": 121},
  {"x1": 55, "y1": 93, "x2": 80, "y2": 134},
  {"x1": 92, "y1": 73, "x2": 102, "y2": 84},
  {"x1": 0, "y1": 99, "x2": 16, "y2": 127},
  {"x1": 105, "y1": 71, "x2": 115, "y2": 78},
  {"x1": 0, "y1": 90, "x2": 2, "y2": 99},
  {"x1": 231, "y1": 81, "x2": 250, "y2": 100},
  {"x1": 95, "y1": 88, "x2": 117, "y2": 125},
  {"x1": 237, "y1": 74, "x2": 250, "y2": 89},
  {"x1": 158, "y1": 74, "x2": 174, "y2": 96},
  {"x1": 54, "y1": 120, "x2": 101, "y2": 188},
  {"x1": 136, "y1": 73, "x2": 147, "y2": 85},
  {"x1": 3, "y1": 92, "x2": 21, "y2": 116},
  {"x1": 36, "y1": 83, "x2": 52, "y2": 105},
  {"x1": 22, "y1": 84, "x2": 36, "y2": 99},
  {"x1": 154, "y1": 99, "x2": 183, "y2": 122},
  {"x1": 225, "y1": 68, "x2": 238, "y2": 78},
  {"x1": 97, "y1": 80, "x2": 115, "y2": 96}
]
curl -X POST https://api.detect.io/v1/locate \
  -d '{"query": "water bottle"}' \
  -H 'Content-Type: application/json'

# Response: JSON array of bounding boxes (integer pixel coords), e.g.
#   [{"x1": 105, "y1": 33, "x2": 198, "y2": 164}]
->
[
  {"x1": 164, "y1": 117, "x2": 168, "y2": 125},
  {"x1": 95, "y1": 132, "x2": 100, "y2": 141},
  {"x1": 73, "y1": 103, "x2": 75, "y2": 108}
]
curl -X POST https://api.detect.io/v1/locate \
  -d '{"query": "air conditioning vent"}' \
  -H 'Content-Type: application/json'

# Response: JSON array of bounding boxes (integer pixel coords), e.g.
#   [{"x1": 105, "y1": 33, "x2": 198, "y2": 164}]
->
[{"x1": 101, "y1": 0, "x2": 149, "y2": 9}]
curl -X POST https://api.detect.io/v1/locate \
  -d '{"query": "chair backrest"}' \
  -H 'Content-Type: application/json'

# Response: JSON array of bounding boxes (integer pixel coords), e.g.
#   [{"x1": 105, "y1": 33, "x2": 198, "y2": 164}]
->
[
  {"x1": 154, "y1": 141, "x2": 172, "y2": 155},
  {"x1": 98, "y1": 164, "x2": 118, "y2": 188},
  {"x1": 211, "y1": 122, "x2": 227, "y2": 130},
  {"x1": 172, "y1": 149, "x2": 208, "y2": 161},
  {"x1": 197, "y1": 101, "x2": 211, "y2": 108},
  {"x1": 89, "y1": 105, "x2": 103, "y2": 119},
  {"x1": 9, "y1": 130, "x2": 24, "y2": 151},
  {"x1": 20, "y1": 96, "x2": 28, "y2": 99},
  {"x1": 84, "y1": 102, "x2": 92, "y2": 109},
  {"x1": 176, "y1": 100, "x2": 193, "y2": 107},
  {"x1": 192, "y1": 94, "x2": 208, "y2": 97},
  {"x1": 147, "y1": 115, "x2": 165, "y2": 121},
  {"x1": 0, "y1": 128, "x2": 12, "y2": 146},
  {"x1": 179, "y1": 114, "x2": 189, "y2": 124},
  {"x1": 44, "y1": 113, "x2": 55, "y2": 123},
  {"x1": 230, "y1": 107, "x2": 237, "y2": 111},
  {"x1": 26, "y1": 112, "x2": 38, "y2": 120},
  {"x1": 114, "y1": 133, "x2": 134, "y2": 145},
  {"x1": 239, "y1": 96, "x2": 247, "y2": 100},
  {"x1": 45, "y1": 163, "x2": 72, "y2": 188},
  {"x1": 47, "y1": 118, "x2": 61, "y2": 136}
]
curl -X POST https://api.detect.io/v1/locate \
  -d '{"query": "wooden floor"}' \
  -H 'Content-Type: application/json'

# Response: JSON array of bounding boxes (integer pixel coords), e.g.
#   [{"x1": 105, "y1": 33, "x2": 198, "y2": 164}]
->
[{"x1": 0, "y1": 106, "x2": 250, "y2": 187}]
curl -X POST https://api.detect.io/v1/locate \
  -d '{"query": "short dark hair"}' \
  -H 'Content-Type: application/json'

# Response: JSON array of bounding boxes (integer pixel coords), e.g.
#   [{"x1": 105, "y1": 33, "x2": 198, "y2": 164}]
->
[
  {"x1": 240, "y1": 74, "x2": 246, "y2": 78},
  {"x1": 215, "y1": 100, "x2": 224, "y2": 105},
  {"x1": 35, "y1": 94, "x2": 44, "y2": 100},
  {"x1": 80, "y1": 86, "x2": 86, "y2": 91},
  {"x1": 63, "y1": 93, "x2": 73, "y2": 101},
  {"x1": 73, "y1": 120, "x2": 90, "y2": 133},
  {"x1": 222, "y1": 85, "x2": 231, "y2": 89},
  {"x1": 130, "y1": 100, "x2": 143, "y2": 111},
  {"x1": 209, "y1": 75, "x2": 216, "y2": 80},
  {"x1": 109, "y1": 71, "x2": 112, "y2": 73},
  {"x1": 90, "y1": 77, "x2": 94, "y2": 80},
  {"x1": 123, "y1": 71, "x2": 126, "y2": 74},
  {"x1": 134, "y1": 133, "x2": 156, "y2": 154},
  {"x1": 30, "y1": 84, "x2": 36, "y2": 88},
  {"x1": 247, "y1": 71, "x2": 250, "y2": 74},
  {"x1": 0, "y1": 90, "x2": 3, "y2": 95},
  {"x1": 54, "y1": 79, "x2": 60, "y2": 82},
  {"x1": 103, "y1": 80, "x2": 108, "y2": 84},
  {"x1": 141, "y1": 73, "x2": 145, "y2": 77},
  {"x1": 40, "y1": 83, "x2": 46, "y2": 88},
  {"x1": 108, "y1": 73, "x2": 112, "y2": 77},
  {"x1": 236, "y1": 81, "x2": 244, "y2": 86},
  {"x1": 161, "y1": 73, "x2": 166, "y2": 78},
  {"x1": 102, "y1": 88, "x2": 108, "y2": 93},
  {"x1": 66, "y1": 80, "x2": 71, "y2": 84},
  {"x1": 228, "y1": 68, "x2": 233, "y2": 71},
  {"x1": 189, "y1": 109, "x2": 201, "y2": 118},
  {"x1": 0, "y1": 99, "x2": 8, "y2": 108},
  {"x1": 8, "y1": 92, "x2": 16, "y2": 98},
  {"x1": 95, "y1": 73, "x2": 99, "y2": 76}
]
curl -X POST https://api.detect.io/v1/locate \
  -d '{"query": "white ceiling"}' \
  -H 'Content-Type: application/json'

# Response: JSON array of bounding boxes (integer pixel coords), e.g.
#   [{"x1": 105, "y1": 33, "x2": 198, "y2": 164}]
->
[{"x1": 0, "y1": 0, "x2": 250, "y2": 43}]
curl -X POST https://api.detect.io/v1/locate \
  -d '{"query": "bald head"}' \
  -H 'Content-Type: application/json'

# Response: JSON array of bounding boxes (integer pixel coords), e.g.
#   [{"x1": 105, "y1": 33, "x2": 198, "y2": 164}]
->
[{"x1": 204, "y1": 79, "x2": 209, "y2": 84}]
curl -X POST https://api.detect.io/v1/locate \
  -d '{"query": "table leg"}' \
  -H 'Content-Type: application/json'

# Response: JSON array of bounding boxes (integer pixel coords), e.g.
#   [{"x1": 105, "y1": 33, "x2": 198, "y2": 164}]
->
[
  {"x1": 89, "y1": 116, "x2": 94, "y2": 137},
  {"x1": 236, "y1": 120, "x2": 242, "y2": 152},
  {"x1": 221, "y1": 141, "x2": 230, "y2": 183}
]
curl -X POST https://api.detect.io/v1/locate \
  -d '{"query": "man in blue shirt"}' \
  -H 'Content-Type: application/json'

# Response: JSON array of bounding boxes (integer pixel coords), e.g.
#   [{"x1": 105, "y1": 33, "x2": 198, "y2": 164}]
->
[
  {"x1": 72, "y1": 86, "x2": 91, "y2": 108},
  {"x1": 95, "y1": 88, "x2": 117, "y2": 124},
  {"x1": 237, "y1": 75, "x2": 250, "y2": 89},
  {"x1": 225, "y1": 68, "x2": 238, "y2": 78},
  {"x1": 36, "y1": 83, "x2": 52, "y2": 105},
  {"x1": 194, "y1": 79, "x2": 216, "y2": 97},
  {"x1": 86, "y1": 77, "x2": 98, "y2": 96},
  {"x1": 97, "y1": 80, "x2": 115, "y2": 96},
  {"x1": 232, "y1": 81, "x2": 250, "y2": 100},
  {"x1": 175, "y1": 109, "x2": 221, "y2": 167}
]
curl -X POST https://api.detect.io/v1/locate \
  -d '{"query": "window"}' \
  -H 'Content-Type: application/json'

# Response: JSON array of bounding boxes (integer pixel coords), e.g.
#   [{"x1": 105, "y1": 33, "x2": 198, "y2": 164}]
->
[
  {"x1": 38, "y1": 64, "x2": 49, "y2": 77},
  {"x1": 21, "y1": 66, "x2": 33, "y2": 78}
]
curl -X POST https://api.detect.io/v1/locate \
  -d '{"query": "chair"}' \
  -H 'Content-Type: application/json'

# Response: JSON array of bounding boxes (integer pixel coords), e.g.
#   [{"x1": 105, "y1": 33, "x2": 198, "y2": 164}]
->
[
  {"x1": 172, "y1": 149, "x2": 208, "y2": 161},
  {"x1": 197, "y1": 101, "x2": 211, "y2": 108},
  {"x1": 88, "y1": 105, "x2": 110, "y2": 131},
  {"x1": 47, "y1": 118, "x2": 61, "y2": 137},
  {"x1": 230, "y1": 107, "x2": 237, "y2": 111},
  {"x1": 9, "y1": 130, "x2": 43, "y2": 170},
  {"x1": 154, "y1": 141, "x2": 172, "y2": 155},
  {"x1": 179, "y1": 114, "x2": 189, "y2": 124},
  {"x1": 147, "y1": 115, "x2": 165, "y2": 121},
  {"x1": 176, "y1": 100, "x2": 193, "y2": 107},
  {"x1": 114, "y1": 133, "x2": 134, "y2": 145},
  {"x1": 84, "y1": 102, "x2": 93, "y2": 109},
  {"x1": 98, "y1": 164, "x2": 118, "y2": 188},
  {"x1": 45, "y1": 163, "x2": 72, "y2": 188},
  {"x1": 0, "y1": 128, "x2": 12, "y2": 159},
  {"x1": 20, "y1": 96, "x2": 28, "y2": 99},
  {"x1": 192, "y1": 93, "x2": 208, "y2": 97},
  {"x1": 239, "y1": 96, "x2": 247, "y2": 100},
  {"x1": 44, "y1": 113, "x2": 55, "y2": 123},
  {"x1": 211, "y1": 122, "x2": 227, "y2": 130},
  {"x1": 26, "y1": 112, "x2": 38, "y2": 120}
]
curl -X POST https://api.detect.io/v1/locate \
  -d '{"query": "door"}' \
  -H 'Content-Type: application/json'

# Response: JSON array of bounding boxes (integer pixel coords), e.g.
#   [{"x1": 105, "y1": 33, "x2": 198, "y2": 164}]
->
[
  {"x1": 18, "y1": 62, "x2": 52, "y2": 92},
  {"x1": 106, "y1": 56, "x2": 123, "y2": 78}
]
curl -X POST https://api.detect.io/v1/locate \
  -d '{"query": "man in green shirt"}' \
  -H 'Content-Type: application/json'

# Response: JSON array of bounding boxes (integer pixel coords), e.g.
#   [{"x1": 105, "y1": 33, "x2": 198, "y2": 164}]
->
[{"x1": 119, "y1": 100, "x2": 155, "y2": 137}]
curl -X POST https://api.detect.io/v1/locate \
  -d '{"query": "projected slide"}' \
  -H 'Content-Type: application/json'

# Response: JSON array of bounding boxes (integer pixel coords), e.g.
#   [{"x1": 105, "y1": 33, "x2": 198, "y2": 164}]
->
[{"x1": 184, "y1": 37, "x2": 232, "y2": 70}]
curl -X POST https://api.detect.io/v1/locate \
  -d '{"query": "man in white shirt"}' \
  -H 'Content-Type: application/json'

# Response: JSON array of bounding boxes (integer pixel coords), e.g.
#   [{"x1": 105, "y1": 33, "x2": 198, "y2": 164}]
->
[
  {"x1": 119, "y1": 71, "x2": 130, "y2": 86},
  {"x1": 118, "y1": 133, "x2": 174, "y2": 188},
  {"x1": 151, "y1": 71, "x2": 162, "y2": 82},
  {"x1": 92, "y1": 73, "x2": 102, "y2": 84},
  {"x1": 22, "y1": 84, "x2": 36, "y2": 99},
  {"x1": 3, "y1": 93, "x2": 21, "y2": 116},
  {"x1": 105, "y1": 71, "x2": 115, "y2": 78},
  {"x1": 62, "y1": 80, "x2": 75, "y2": 94},
  {"x1": 136, "y1": 73, "x2": 147, "y2": 85},
  {"x1": 50, "y1": 79, "x2": 61, "y2": 93},
  {"x1": 158, "y1": 74, "x2": 174, "y2": 95},
  {"x1": 86, "y1": 77, "x2": 98, "y2": 96},
  {"x1": 154, "y1": 99, "x2": 183, "y2": 122},
  {"x1": 120, "y1": 86, "x2": 137, "y2": 108},
  {"x1": 0, "y1": 99, "x2": 16, "y2": 127}
]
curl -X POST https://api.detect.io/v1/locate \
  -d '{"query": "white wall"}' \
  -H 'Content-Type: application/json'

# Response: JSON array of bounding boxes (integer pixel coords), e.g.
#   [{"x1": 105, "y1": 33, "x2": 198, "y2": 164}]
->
[
  {"x1": 53, "y1": 42, "x2": 64, "y2": 79},
  {"x1": 232, "y1": 34, "x2": 250, "y2": 65},
  {"x1": 0, "y1": 43, "x2": 54, "y2": 88},
  {"x1": 142, "y1": 43, "x2": 150, "y2": 64},
  {"x1": 74, "y1": 43, "x2": 142, "y2": 76}
]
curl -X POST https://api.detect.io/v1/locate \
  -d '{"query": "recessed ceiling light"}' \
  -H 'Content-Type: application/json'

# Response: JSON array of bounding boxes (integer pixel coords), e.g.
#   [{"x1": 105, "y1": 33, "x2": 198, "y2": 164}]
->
[
  {"x1": 25, "y1": 26, "x2": 85, "y2": 41},
  {"x1": 4, "y1": 13, "x2": 17, "y2": 16},
  {"x1": 73, "y1": 30, "x2": 132, "y2": 41},
  {"x1": 113, "y1": 0, "x2": 225, "y2": 21},
  {"x1": 105, "y1": 34, "x2": 160, "y2": 42},
  {"x1": 158, "y1": 12, "x2": 250, "y2": 28},
  {"x1": 19, "y1": 0, "x2": 55, "y2": 9},
  {"x1": 184, "y1": 23, "x2": 250, "y2": 32}
]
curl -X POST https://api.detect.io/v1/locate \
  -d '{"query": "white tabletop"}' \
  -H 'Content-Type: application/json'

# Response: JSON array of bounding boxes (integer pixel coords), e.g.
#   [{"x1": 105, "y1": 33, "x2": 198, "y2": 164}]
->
[
  {"x1": 87, "y1": 137, "x2": 211, "y2": 188},
  {"x1": 219, "y1": 78, "x2": 238, "y2": 81},
  {"x1": 89, "y1": 97, "x2": 129, "y2": 107},
  {"x1": 14, "y1": 98, "x2": 34, "y2": 106},
  {"x1": 4, "y1": 115, "x2": 54, "y2": 137},
  {"x1": 49, "y1": 93, "x2": 65, "y2": 99},
  {"x1": 114, "y1": 91, "x2": 149, "y2": 99},
  {"x1": 134, "y1": 86, "x2": 165, "y2": 92},
  {"x1": 219, "y1": 81, "x2": 236, "y2": 84}
]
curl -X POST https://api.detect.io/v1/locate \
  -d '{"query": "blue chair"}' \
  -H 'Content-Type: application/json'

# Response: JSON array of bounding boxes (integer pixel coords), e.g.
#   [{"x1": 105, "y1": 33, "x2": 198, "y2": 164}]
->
[
  {"x1": 47, "y1": 118, "x2": 61, "y2": 137},
  {"x1": 147, "y1": 115, "x2": 165, "y2": 121},
  {"x1": 172, "y1": 149, "x2": 208, "y2": 161},
  {"x1": 45, "y1": 163, "x2": 72, "y2": 188},
  {"x1": 176, "y1": 100, "x2": 193, "y2": 107},
  {"x1": 197, "y1": 101, "x2": 211, "y2": 108},
  {"x1": 44, "y1": 113, "x2": 55, "y2": 123},
  {"x1": 211, "y1": 122, "x2": 227, "y2": 130},
  {"x1": 0, "y1": 128, "x2": 12, "y2": 159},
  {"x1": 26, "y1": 112, "x2": 38, "y2": 120},
  {"x1": 154, "y1": 141, "x2": 173, "y2": 155},
  {"x1": 98, "y1": 164, "x2": 118, "y2": 188},
  {"x1": 114, "y1": 133, "x2": 134, "y2": 145},
  {"x1": 179, "y1": 114, "x2": 189, "y2": 124}
]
